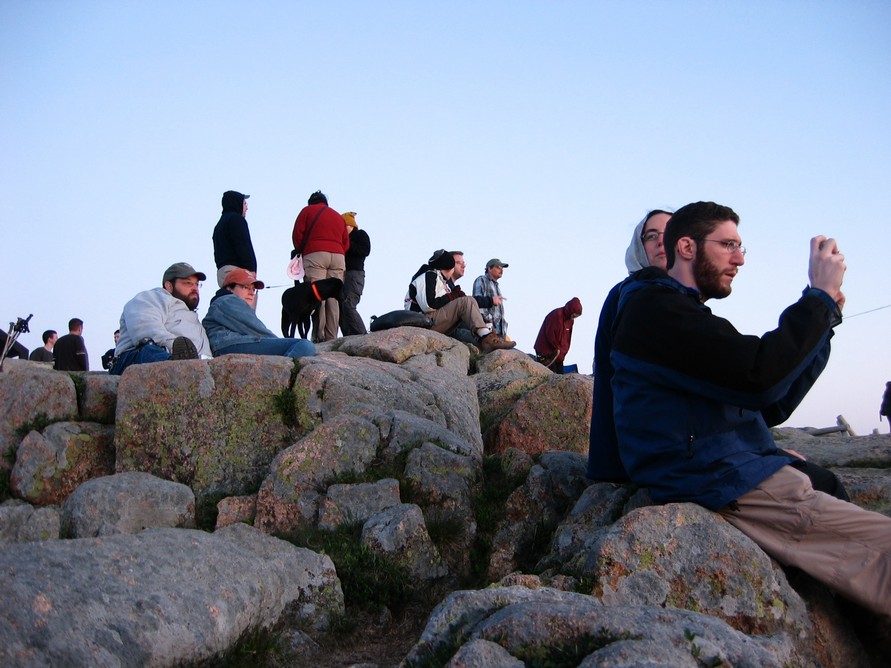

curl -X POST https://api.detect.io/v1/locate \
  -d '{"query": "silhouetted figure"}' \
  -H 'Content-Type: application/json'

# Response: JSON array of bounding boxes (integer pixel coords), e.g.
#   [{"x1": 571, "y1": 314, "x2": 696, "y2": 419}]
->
[{"x1": 881, "y1": 381, "x2": 891, "y2": 432}]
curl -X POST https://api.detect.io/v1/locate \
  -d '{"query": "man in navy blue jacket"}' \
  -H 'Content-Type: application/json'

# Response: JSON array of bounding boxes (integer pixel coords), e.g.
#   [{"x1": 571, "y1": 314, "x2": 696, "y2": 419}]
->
[{"x1": 611, "y1": 201, "x2": 890, "y2": 616}]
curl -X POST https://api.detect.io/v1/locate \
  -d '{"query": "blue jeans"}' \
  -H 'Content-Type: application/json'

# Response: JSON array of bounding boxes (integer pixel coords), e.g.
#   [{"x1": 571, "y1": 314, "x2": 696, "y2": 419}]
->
[
  {"x1": 109, "y1": 343, "x2": 171, "y2": 376},
  {"x1": 215, "y1": 338, "x2": 316, "y2": 359}
]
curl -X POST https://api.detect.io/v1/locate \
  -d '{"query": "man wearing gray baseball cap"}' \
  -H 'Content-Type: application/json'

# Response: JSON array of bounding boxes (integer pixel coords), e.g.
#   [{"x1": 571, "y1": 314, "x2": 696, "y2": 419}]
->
[
  {"x1": 109, "y1": 262, "x2": 212, "y2": 375},
  {"x1": 472, "y1": 258, "x2": 510, "y2": 338}
]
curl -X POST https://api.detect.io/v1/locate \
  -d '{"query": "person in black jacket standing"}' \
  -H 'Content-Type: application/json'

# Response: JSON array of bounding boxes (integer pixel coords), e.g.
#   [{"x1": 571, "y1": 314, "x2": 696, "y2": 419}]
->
[
  {"x1": 339, "y1": 211, "x2": 370, "y2": 335},
  {"x1": 54, "y1": 318, "x2": 88, "y2": 371},
  {"x1": 212, "y1": 190, "x2": 256, "y2": 288}
]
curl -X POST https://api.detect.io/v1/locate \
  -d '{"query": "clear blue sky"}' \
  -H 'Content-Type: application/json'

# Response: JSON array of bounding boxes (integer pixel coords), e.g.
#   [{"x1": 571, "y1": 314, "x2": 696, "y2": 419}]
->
[{"x1": 3, "y1": 1, "x2": 889, "y2": 433}]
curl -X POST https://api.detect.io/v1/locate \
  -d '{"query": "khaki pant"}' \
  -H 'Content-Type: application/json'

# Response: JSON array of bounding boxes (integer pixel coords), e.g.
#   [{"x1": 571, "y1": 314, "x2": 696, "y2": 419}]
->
[
  {"x1": 429, "y1": 296, "x2": 487, "y2": 335},
  {"x1": 303, "y1": 251, "x2": 345, "y2": 342},
  {"x1": 719, "y1": 465, "x2": 891, "y2": 616}
]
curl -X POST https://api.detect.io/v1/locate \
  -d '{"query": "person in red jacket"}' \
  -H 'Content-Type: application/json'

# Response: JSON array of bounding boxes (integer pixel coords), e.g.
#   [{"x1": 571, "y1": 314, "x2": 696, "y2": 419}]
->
[
  {"x1": 534, "y1": 297, "x2": 583, "y2": 373},
  {"x1": 292, "y1": 191, "x2": 350, "y2": 342}
]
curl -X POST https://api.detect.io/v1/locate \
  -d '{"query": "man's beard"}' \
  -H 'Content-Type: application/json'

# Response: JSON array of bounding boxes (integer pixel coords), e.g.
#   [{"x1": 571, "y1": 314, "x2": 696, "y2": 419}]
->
[
  {"x1": 172, "y1": 286, "x2": 200, "y2": 310},
  {"x1": 693, "y1": 246, "x2": 732, "y2": 300}
]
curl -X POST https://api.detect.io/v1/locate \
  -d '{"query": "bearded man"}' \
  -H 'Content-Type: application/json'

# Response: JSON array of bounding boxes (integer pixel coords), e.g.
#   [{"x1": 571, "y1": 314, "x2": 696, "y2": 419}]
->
[
  {"x1": 609, "y1": 200, "x2": 891, "y2": 616},
  {"x1": 110, "y1": 262, "x2": 210, "y2": 375}
]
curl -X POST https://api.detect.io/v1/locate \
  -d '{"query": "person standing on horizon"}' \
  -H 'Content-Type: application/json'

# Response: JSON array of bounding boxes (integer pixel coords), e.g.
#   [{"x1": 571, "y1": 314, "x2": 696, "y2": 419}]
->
[
  {"x1": 213, "y1": 190, "x2": 256, "y2": 292},
  {"x1": 29, "y1": 329, "x2": 57, "y2": 362},
  {"x1": 339, "y1": 211, "x2": 370, "y2": 336},
  {"x1": 292, "y1": 191, "x2": 349, "y2": 342},
  {"x1": 54, "y1": 318, "x2": 88, "y2": 371},
  {"x1": 473, "y1": 259, "x2": 509, "y2": 338}
]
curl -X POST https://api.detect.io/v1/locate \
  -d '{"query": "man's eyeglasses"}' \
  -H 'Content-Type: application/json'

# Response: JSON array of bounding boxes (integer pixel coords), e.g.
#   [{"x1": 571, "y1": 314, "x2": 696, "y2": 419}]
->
[
  {"x1": 177, "y1": 279, "x2": 202, "y2": 289},
  {"x1": 641, "y1": 231, "x2": 663, "y2": 243},
  {"x1": 702, "y1": 239, "x2": 747, "y2": 256}
]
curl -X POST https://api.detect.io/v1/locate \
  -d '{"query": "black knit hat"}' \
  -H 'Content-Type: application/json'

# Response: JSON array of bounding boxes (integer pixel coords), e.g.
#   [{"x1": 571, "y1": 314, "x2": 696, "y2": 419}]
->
[{"x1": 428, "y1": 249, "x2": 455, "y2": 270}]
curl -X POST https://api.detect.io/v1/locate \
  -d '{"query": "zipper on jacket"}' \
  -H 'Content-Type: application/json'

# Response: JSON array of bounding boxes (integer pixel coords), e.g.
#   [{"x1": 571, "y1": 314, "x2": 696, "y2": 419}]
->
[{"x1": 687, "y1": 434, "x2": 694, "y2": 458}]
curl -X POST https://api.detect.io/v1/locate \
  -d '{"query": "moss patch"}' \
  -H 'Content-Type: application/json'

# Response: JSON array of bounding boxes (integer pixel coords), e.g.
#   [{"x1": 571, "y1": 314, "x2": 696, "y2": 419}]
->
[{"x1": 14, "y1": 411, "x2": 54, "y2": 439}]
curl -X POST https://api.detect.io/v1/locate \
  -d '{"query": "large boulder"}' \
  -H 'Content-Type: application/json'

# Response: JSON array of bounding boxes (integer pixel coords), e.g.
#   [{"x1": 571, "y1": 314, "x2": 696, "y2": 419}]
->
[
  {"x1": 474, "y1": 349, "x2": 550, "y2": 438},
  {"x1": 331, "y1": 327, "x2": 471, "y2": 373},
  {"x1": 485, "y1": 374, "x2": 593, "y2": 456},
  {"x1": 401, "y1": 585, "x2": 798, "y2": 667},
  {"x1": 61, "y1": 471, "x2": 195, "y2": 537},
  {"x1": 114, "y1": 355, "x2": 309, "y2": 506},
  {"x1": 0, "y1": 362, "x2": 77, "y2": 483},
  {"x1": 296, "y1": 351, "x2": 482, "y2": 453},
  {"x1": 11, "y1": 421, "x2": 115, "y2": 506},
  {"x1": 560, "y1": 503, "x2": 812, "y2": 642},
  {"x1": 0, "y1": 524, "x2": 344, "y2": 667}
]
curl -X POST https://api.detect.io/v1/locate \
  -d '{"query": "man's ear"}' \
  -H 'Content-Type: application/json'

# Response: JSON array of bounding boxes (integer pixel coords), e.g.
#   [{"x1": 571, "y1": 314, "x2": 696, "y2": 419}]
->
[
  {"x1": 676, "y1": 237, "x2": 697, "y2": 262},
  {"x1": 163, "y1": 280, "x2": 174, "y2": 294}
]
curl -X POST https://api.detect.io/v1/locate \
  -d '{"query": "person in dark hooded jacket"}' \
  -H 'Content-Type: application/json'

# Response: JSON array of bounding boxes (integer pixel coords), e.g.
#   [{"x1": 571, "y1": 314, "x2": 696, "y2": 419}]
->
[
  {"x1": 534, "y1": 297, "x2": 583, "y2": 373},
  {"x1": 213, "y1": 190, "x2": 256, "y2": 288}
]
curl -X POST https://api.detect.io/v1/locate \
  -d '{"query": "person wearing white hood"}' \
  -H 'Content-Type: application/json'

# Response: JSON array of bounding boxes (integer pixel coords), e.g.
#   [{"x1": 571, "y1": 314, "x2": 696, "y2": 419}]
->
[
  {"x1": 586, "y1": 209, "x2": 848, "y2": 501},
  {"x1": 587, "y1": 210, "x2": 671, "y2": 481}
]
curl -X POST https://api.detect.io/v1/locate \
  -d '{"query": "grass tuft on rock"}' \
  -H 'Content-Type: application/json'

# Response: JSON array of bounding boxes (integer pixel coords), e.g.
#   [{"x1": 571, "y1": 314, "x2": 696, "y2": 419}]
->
[{"x1": 279, "y1": 523, "x2": 416, "y2": 613}]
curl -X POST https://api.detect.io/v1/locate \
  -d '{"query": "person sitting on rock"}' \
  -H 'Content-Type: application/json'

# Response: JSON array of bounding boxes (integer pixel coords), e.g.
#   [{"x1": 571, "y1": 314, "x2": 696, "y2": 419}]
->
[
  {"x1": 202, "y1": 268, "x2": 317, "y2": 359},
  {"x1": 110, "y1": 262, "x2": 211, "y2": 375},
  {"x1": 533, "y1": 297, "x2": 583, "y2": 373},
  {"x1": 586, "y1": 208, "x2": 848, "y2": 502},
  {"x1": 610, "y1": 201, "x2": 888, "y2": 615},
  {"x1": 404, "y1": 249, "x2": 515, "y2": 353}
]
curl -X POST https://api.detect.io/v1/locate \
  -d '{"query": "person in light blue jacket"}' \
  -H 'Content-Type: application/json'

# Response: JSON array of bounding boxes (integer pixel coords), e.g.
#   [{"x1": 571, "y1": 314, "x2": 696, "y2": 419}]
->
[{"x1": 202, "y1": 268, "x2": 316, "y2": 359}]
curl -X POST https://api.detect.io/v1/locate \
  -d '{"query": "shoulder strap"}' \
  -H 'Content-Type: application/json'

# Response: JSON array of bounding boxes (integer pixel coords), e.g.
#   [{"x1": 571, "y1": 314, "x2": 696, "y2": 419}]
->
[{"x1": 295, "y1": 205, "x2": 328, "y2": 254}]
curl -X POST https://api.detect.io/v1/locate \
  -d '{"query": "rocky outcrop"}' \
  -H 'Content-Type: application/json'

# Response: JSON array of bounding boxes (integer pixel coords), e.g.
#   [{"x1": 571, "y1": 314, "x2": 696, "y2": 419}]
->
[
  {"x1": 1, "y1": 330, "x2": 889, "y2": 666},
  {"x1": 401, "y1": 585, "x2": 799, "y2": 667},
  {"x1": 487, "y1": 451, "x2": 592, "y2": 580},
  {"x1": 0, "y1": 524, "x2": 343, "y2": 667}
]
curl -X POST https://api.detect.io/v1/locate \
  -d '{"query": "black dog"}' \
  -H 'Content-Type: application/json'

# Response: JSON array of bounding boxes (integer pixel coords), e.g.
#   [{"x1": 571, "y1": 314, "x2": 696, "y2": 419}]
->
[{"x1": 281, "y1": 278, "x2": 344, "y2": 339}]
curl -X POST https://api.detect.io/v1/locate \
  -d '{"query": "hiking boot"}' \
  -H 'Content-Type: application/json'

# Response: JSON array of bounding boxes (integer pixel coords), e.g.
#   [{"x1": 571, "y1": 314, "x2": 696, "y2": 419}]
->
[
  {"x1": 171, "y1": 336, "x2": 198, "y2": 360},
  {"x1": 479, "y1": 331, "x2": 516, "y2": 353}
]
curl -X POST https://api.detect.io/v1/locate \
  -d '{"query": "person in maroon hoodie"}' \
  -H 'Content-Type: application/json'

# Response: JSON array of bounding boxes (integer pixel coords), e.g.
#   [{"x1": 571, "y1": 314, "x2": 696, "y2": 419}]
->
[
  {"x1": 292, "y1": 191, "x2": 350, "y2": 342},
  {"x1": 534, "y1": 297, "x2": 583, "y2": 373}
]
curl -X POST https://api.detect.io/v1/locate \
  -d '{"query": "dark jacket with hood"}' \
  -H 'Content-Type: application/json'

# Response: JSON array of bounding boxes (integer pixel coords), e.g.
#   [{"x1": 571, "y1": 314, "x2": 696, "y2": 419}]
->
[
  {"x1": 610, "y1": 267, "x2": 839, "y2": 510},
  {"x1": 534, "y1": 297, "x2": 583, "y2": 363},
  {"x1": 213, "y1": 191, "x2": 256, "y2": 272},
  {"x1": 345, "y1": 228, "x2": 371, "y2": 271}
]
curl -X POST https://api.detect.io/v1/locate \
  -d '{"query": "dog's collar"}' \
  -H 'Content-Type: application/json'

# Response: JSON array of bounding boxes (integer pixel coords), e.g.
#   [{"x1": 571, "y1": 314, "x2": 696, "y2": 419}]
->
[{"x1": 311, "y1": 283, "x2": 323, "y2": 302}]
